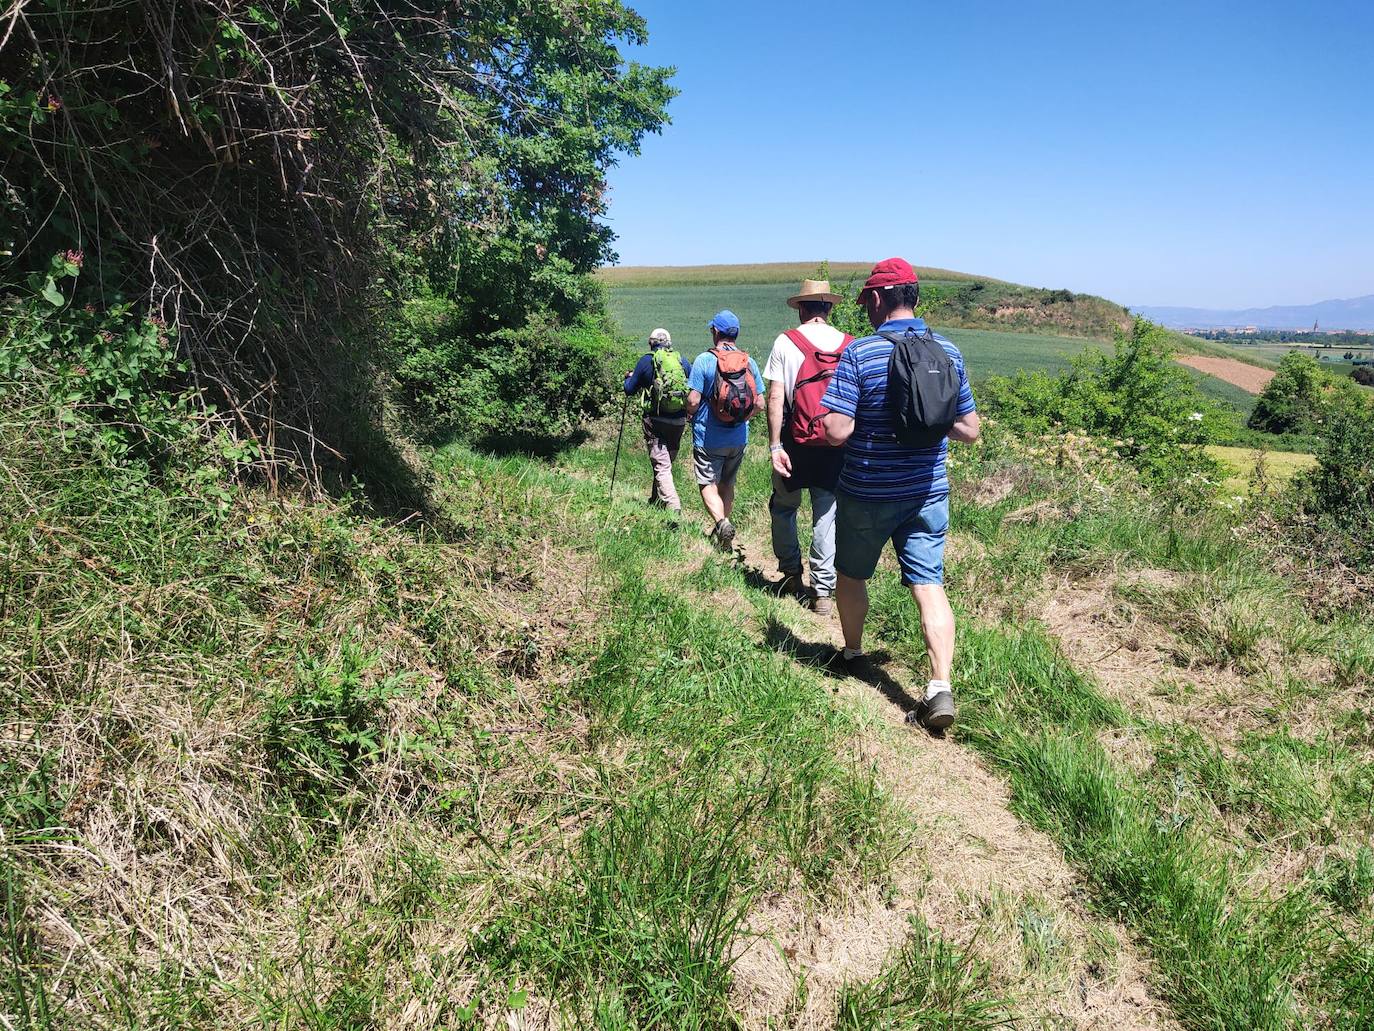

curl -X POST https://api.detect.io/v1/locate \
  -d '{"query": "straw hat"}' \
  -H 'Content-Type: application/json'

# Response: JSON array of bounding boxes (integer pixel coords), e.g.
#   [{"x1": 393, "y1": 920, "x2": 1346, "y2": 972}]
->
[{"x1": 787, "y1": 279, "x2": 843, "y2": 310}]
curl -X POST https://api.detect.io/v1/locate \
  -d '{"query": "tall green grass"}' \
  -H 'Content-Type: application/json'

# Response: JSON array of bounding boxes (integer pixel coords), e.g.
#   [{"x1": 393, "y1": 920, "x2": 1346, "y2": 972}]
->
[{"x1": 857, "y1": 453, "x2": 1374, "y2": 1030}]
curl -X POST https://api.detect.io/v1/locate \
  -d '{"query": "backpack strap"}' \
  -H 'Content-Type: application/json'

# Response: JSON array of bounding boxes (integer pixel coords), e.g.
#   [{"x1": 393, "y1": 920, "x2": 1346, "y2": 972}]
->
[
  {"x1": 785, "y1": 328, "x2": 819, "y2": 358},
  {"x1": 878, "y1": 328, "x2": 938, "y2": 345}
]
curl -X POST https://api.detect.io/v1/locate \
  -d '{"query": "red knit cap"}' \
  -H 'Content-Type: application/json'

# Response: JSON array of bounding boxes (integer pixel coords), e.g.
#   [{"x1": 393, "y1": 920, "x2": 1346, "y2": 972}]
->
[{"x1": 858, "y1": 257, "x2": 919, "y2": 298}]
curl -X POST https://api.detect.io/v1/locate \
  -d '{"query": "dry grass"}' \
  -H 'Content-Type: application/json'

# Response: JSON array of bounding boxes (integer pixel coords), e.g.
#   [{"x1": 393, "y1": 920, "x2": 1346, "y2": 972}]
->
[
  {"x1": 1206, "y1": 445, "x2": 1317, "y2": 493},
  {"x1": 701, "y1": 531, "x2": 1179, "y2": 1031}
]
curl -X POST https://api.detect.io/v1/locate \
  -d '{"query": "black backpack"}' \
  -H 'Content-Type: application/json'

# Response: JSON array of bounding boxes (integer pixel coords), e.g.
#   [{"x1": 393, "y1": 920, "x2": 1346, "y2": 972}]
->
[{"x1": 881, "y1": 328, "x2": 960, "y2": 448}]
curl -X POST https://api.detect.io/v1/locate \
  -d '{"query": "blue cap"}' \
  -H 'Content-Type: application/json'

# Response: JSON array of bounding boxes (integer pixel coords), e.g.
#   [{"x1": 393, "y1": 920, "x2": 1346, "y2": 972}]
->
[{"x1": 708, "y1": 309, "x2": 741, "y2": 336}]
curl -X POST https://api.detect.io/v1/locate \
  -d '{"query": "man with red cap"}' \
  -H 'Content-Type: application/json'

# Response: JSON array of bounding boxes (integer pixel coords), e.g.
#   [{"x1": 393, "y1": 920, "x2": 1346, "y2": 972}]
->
[{"x1": 820, "y1": 258, "x2": 981, "y2": 730}]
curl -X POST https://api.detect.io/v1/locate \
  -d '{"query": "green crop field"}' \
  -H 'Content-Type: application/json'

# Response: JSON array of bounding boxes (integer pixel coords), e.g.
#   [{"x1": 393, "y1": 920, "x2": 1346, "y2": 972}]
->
[
  {"x1": 1217, "y1": 340, "x2": 1374, "y2": 378},
  {"x1": 607, "y1": 282, "x2": 1097, "y2": 374},
  {"x1": 597, "y1": 261, "x2": 992, "y2": 288},
  {"x1": 606, "y1": 279, "x2": 1261, "y2": 420},
  {"x1": 1207, "y1": 444, "x2": 1318, "y2": 492}
]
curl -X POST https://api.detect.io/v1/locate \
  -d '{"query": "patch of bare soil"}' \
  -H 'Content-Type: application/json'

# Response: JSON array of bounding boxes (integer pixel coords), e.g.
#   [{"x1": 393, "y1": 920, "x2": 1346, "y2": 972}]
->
[
  {"x1": 1037, "y1": 569, "x2": 1267, "y2": 743},
  {"x1": 1035, "y1": 568, "x2": 1361, "y2": 752},
  {"x1": 716, "y1": 537, "x2": 1177, "y2": 1030},
  {"x1": 1175, "y1": 355, "x2": 1275, "y2": 395}
]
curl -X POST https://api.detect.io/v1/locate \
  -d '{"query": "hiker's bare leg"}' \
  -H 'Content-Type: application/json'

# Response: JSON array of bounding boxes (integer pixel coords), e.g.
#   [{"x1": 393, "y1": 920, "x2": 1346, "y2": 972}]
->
[
  {"x1": 700, "y1": 483, "x2": 727, "y2": 524},
  {"x1": 911, "y1": 583, "x2": 955, "y2": 683},
  {"x1": 719, "y1": 477, "x2": 736, "y2": 519},
  {"x1": 836, "y1": 573, "x2": 868, "y2": 652}
]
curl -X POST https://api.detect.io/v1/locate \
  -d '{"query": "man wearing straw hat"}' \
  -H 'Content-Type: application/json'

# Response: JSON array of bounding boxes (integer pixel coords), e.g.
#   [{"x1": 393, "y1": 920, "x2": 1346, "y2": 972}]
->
[{"x1": 762, "y1": 279, "x2": 853, "y2": 615}]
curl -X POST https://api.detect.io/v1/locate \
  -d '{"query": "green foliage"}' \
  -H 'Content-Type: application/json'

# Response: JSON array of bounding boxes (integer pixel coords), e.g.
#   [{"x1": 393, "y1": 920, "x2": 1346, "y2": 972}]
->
[
  {"x1": 980, "y1": 318, "x2": 1225, "y2": 496},
  {"x1": 0, "y1": 253, "x2": 204, "y2": 464},
  {"x1": 3, "y1": 0, "x2": 674, "y2": 467},
  {"x1": 1297, "y1": 392, "x2": 1374, "y2": 568},
  {"x1": 1249, "y1": 351, "x2": 1331, "y2": 434},
  {"x1": 388, "y1": 283, "x2": 617, "y2": 446},
  {"x1": 262, "y1": 643, "x2": 410, "y2": 805},
  {"x1": 1352, "y1": 366, "x2": 1374, "y2": 387},
  {"x1": 0, "y1": 253, "x2": 267, "y2": 516}
]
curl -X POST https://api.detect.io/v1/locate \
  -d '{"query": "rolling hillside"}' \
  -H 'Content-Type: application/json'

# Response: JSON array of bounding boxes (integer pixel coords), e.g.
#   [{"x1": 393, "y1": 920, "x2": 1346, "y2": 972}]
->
[
  {"x1": 1138, "y1": 294, "x2": 1374, "y2": 332},
  {"x1": 600, "y1": 262, "x2": 1271, "y2": 363},
  {"x1": 600, "y1": 263, "x2": 1274, "y2": 382}
]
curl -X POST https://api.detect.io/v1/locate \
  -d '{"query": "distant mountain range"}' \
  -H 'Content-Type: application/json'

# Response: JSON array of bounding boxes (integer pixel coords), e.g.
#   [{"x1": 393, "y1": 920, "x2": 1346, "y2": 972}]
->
[{"x1": 1134, "y1": 295, "x2": 1374, "y2": 331}]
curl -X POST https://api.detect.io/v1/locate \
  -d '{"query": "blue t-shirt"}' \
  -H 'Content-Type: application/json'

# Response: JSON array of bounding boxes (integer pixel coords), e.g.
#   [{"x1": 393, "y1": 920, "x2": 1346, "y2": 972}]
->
[
  {"x1": 820, "y1": 318, "x2": 975, "y2": 502},
  {"x1": 689, "y1": 345, "x2": 763, "y2": 450}
]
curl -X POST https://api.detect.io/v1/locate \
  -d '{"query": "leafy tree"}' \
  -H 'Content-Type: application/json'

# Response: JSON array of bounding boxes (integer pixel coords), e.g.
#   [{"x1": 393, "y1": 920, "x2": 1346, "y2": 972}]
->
[
  {"x1": 1351, "y1": 366, "x2": 1374, "y2": 387},
  {"x1": 1248, "y1": 352, "x2": 1328, "y2": 434},
  {"x1": 1299, "y1": 393, "x2": 1374, "y2": 569},
  {"x1": 1, "y1": 1, "x2": 674, "y2": 471}
]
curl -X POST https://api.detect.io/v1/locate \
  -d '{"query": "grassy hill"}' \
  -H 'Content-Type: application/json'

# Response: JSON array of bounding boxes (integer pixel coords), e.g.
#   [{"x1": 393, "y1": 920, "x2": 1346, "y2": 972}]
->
[
  {"x1": 601, "y1": 262, "x2": 1132, "y2": 342},
  {"x1": 598, "y1": 261, "x2": 994, "y2": 287},
  {"x1": 10, "y1": 379, "x2": 1372, "y2": 1028},
  {"x1": 600, "y1": 262, "x2": 1273, "y2": 372}
]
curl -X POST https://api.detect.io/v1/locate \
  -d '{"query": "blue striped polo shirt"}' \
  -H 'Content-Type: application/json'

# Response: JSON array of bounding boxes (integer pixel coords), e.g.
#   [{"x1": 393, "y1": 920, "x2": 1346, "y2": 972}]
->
[{"x1": 820, "y1": 318, "x2": 975, "y2": 502}]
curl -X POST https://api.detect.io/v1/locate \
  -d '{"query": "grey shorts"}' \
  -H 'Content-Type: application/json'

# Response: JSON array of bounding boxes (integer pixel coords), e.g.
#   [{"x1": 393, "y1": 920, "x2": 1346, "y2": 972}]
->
[{"x1": 693, "y1": 446, "x2": 745, "y2": 487}]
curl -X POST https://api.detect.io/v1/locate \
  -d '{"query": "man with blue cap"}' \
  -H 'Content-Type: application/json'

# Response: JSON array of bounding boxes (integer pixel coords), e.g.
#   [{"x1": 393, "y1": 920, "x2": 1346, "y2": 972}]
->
[{"x1": 685, "y1": 310, "x2": 763, "y2": 550}]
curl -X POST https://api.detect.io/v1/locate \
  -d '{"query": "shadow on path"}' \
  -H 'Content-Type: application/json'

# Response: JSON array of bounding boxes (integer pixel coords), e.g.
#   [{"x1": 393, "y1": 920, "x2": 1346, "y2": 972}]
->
[{"x1": 762, "y1": 614, "x2": 926, "y2": 719}]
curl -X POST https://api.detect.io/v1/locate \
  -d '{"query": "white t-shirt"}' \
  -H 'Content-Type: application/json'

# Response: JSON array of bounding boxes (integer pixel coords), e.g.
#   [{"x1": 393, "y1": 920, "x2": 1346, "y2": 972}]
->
[{"x1": 763, "y1": 322, "x2": 849, "y2": 403}]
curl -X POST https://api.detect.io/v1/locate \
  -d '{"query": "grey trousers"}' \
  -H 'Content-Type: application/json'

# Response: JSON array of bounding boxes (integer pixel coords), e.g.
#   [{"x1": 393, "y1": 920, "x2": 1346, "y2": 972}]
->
[
  {"x1": 643, "y1": 417, "x2": 684, "y2": 511},
  {"x1": 769, "y1": 471, "x2": 837, "y2": 596}
]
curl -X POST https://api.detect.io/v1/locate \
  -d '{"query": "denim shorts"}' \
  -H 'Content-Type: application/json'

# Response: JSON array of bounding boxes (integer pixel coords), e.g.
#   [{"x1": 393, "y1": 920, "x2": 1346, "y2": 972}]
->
[{"x1": 835, "y1": 492, "x2": 950, "y2": 586}]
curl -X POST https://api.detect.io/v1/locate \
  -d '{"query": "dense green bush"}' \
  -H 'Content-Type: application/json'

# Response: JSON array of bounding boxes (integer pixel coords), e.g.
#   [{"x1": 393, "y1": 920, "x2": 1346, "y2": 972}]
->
[
  {"x1": 2, "y1": 1, "x2": 672, "y2": 470},
  {"x1": 1351, "y1": 366, "x2": 1374, "y2": 387},
  {"x1": 390, "y1": 299, "x2": 617, "y2": 446},
  {"x1": 1249, "y1": 352, "x2": 1330, "y2": 434},
  {"x1": 1297, "y1": 394, "x2": 1374, "y2": 569},
  {"x1": 1, "y1": 253, "x2": 259, "y2": 491},
  {"x1": 979, "y1": 318, "x2": 1224, "y2": 496}
]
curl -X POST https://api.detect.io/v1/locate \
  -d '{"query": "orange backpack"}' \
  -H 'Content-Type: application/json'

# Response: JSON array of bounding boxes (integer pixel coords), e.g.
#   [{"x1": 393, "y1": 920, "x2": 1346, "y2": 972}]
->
[{"x1": 708, "y1": 346, "x2": 761, "y2": 426}]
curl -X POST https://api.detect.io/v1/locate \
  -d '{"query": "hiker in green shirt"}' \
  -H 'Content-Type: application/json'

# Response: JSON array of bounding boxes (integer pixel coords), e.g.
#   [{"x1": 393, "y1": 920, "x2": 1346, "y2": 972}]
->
[{"x1": 623, "y1": 328, "x2": 694, "y2": 512}]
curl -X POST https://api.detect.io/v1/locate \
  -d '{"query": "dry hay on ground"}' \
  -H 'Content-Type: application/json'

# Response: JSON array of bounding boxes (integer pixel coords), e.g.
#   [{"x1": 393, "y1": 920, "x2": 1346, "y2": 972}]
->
[
  {"x1": 1039, "y1": 568, "x2": 1269, "y2": 745},
  {"x1": 1175, "y1": 355, "x2": 1275, "y2": 394}
]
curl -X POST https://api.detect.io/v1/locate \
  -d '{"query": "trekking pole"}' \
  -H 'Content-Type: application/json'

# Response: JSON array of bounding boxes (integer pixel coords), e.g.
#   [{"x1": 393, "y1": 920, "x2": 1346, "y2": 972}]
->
[{"x1": 608, "y1": 394, "x2": 630, "y2": 506}]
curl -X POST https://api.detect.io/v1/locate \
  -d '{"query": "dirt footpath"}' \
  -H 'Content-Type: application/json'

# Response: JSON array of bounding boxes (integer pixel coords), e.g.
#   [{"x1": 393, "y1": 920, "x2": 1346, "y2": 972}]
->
[{"x1": 1176, "y1": 355, "x2": 1274, "y2": 394}]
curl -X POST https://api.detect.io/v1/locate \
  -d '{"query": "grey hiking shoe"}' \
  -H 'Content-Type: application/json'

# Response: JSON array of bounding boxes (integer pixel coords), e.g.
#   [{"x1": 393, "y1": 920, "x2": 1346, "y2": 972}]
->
[
  {"x1": 811, "y1": 595, "x2": 834, "y2": 617},
  {"x1": 913, "y1": 690, "x2": 956, "y2": 731},
  {"x1": 712, "y1": 518, "x2": 736, "y2": 552}
]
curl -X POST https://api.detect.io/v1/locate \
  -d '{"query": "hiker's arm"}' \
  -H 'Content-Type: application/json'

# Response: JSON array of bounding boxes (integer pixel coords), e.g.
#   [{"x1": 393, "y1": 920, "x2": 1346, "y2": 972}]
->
[
  {"x1": 766, "y1": 380, "x2": 785, "y2": 447},
  {"x1": 823, "y1": 411, "x2": 854, "y2": 446},
  {"x1": 686, "y1": 390, "x2": 702, "y2": 417},
  {"x1": 948, "y1": 410, "x2": 981, "y2": 443},
  {"x1": 623, "y1": 355, "x2": 650, "y2": 395},
  {"x1": 767, "y1": 381, "x2": 791, "y2": 476}
]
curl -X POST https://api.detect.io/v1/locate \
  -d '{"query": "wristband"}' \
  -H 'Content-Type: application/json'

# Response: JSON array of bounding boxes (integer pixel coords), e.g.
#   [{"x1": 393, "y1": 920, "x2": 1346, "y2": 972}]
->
[{"x1": 770, "y1": 444, "x2": 785, "y2": 453}]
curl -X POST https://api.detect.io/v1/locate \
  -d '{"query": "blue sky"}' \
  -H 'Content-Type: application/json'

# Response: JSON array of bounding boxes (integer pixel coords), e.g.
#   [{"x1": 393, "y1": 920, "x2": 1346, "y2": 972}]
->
[{"x1": 606, "y1": 0, "x2": 1374, "y2": 309}]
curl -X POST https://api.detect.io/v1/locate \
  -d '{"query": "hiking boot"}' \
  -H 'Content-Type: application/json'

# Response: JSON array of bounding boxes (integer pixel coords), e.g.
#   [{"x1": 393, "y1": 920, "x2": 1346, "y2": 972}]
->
[
  {"x1": 832, "y1": 648, "x2": 876, "y2": 679},
  {"x1": 913, "y1": 690, "x2": 956, "y2": 731},
  {"x1": 811, "y1": 595, "x2": 834, "y2": 617},
  {"x1": 712, "y1": 518, "x2": 736, "y2": 552}
]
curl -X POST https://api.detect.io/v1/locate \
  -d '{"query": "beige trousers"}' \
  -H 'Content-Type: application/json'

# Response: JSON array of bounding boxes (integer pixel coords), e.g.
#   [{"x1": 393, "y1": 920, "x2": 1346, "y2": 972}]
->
[{"x1": 642, "y1": 416, "x2": 685, "y2": 511}]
